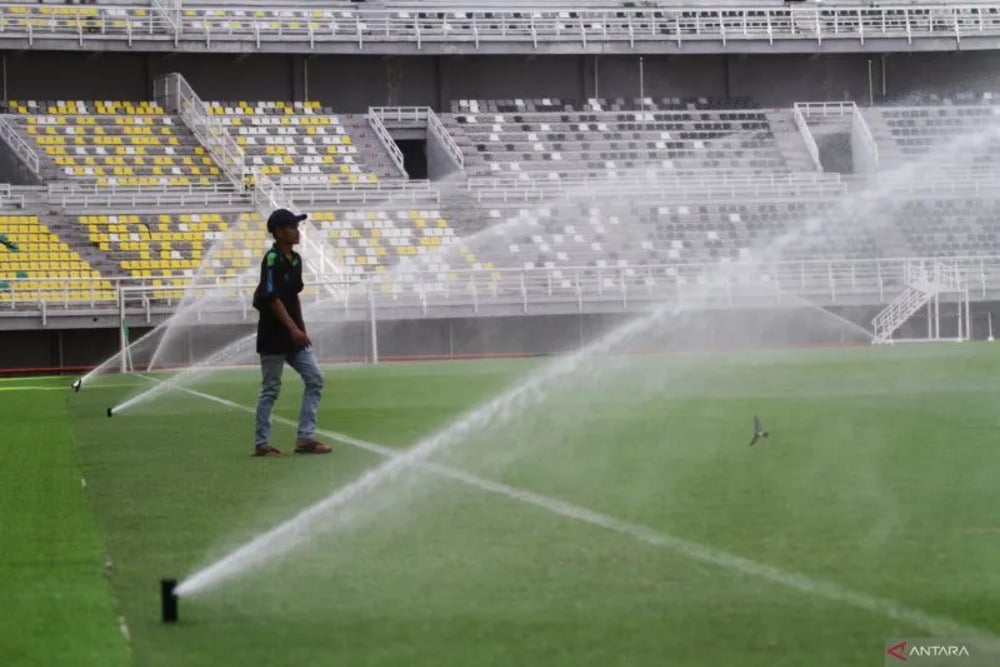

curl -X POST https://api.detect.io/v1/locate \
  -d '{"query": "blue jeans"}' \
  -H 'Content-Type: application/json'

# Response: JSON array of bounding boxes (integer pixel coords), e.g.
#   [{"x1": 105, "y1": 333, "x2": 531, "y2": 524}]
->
[{"x1": 254, "y1": 347, "x2": 324, "y2": 447}]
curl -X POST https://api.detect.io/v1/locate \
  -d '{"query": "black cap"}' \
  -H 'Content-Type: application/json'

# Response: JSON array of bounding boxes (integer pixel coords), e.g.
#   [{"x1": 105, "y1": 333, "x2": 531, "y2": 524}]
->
[{"x1": 267, "y1": 208, "x2": 307, "y2": 234}]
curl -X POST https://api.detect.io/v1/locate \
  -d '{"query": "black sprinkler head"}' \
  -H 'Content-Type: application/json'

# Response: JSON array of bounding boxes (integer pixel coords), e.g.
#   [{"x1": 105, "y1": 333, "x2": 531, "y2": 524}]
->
[
  {"x1": 106, "y1": 407, "x2": 113, "y2": 418},
  {"x1": 161, "y1": 578, "x2": 178, "y2": 623}
]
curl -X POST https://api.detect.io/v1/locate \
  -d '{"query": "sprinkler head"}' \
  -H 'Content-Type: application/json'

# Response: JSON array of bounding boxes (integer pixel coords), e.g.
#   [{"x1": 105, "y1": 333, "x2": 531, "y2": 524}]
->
[
  {"x1": 72, "y1": 379, "x2": 81, "y2": 392},
  {"x1": 106, "y1": 407, "x2": 113, "y2": 418},
  {"x1": 161, "y1": 578, "x2": 178, "y2": 623}
]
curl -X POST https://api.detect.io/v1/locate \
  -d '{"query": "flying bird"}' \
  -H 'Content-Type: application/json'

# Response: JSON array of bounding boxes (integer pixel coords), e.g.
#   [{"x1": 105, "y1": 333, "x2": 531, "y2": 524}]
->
[{"x1": 748, "y1": 416, "x2": 768, "y2": 447}]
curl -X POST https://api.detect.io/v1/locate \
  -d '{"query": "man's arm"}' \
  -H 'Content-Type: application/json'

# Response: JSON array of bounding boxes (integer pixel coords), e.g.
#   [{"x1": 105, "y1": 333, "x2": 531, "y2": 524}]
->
[{"x1": 268, "y1": 297, "x2": 311, "y2": 348}]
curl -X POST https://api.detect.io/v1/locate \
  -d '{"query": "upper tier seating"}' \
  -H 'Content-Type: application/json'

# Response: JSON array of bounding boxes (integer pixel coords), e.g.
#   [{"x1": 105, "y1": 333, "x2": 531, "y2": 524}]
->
[
  {"x1": 443, "y1": 105, "x2": 786, "y2": 178},
  {"x1": 451, "y1": 97, "x2": 760, "y2": 114},
  {"x1": 7, "y1": 100, "x2": 225, "y2": 188},
  {"x1": 208, "y1": 100, "x2": 379, "y2": 186},
  {"x1": 875, "y1": 105, "x2": 1000, "y2": 171}
]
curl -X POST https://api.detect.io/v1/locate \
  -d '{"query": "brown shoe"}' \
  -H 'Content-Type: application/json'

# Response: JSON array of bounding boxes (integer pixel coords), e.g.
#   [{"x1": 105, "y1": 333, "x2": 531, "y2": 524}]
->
[
  {"x1": 294, "y1": 438, "x2": 332, "y2": 454},
  {"x1": 252, "y1": 444, "x2": 284, "y2": 457}
]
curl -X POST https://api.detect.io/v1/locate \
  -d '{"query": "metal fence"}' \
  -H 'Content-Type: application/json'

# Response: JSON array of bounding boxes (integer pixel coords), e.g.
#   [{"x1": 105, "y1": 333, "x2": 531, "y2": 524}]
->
[
  {"x1": 7, "y1": 256, "x2": 1000, "y2": 321},
  {"x1": 2, "y1": 4, "x2": 1000, "y2": 52}
]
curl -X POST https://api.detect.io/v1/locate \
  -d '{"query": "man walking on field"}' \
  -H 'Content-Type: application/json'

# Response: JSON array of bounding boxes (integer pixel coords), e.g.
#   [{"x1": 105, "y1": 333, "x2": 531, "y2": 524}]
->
[{"x1": 251, "y1": 208, "x2": 332, "y2": 457}]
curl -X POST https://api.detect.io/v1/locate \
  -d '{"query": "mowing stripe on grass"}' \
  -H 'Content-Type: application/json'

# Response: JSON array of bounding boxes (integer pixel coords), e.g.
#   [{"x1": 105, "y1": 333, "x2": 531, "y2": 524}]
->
[
  {"x1": 166, "y1": 381, "x2": 995, "y2": 640},
  {"x1": 0, "y1": 385, "x2": 72, "y2": 391}
]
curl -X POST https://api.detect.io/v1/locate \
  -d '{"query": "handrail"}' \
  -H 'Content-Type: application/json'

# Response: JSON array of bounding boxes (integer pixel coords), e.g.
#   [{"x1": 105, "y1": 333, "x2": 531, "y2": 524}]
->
[
  {"x1": 366, "y1": 109, "x2": 406, "y2": 178},
  {"x1": 794, "y1": 101, "x2": 855, "y2": 119},
  {"x1": 150, "y1": 0, "x2": 181, "y2": 40},
  {"x1": 155, "y1": 72, "x2": 246, "y2": 190},
  {"x1": 792, "y1": 104, "x2": 823, "y2": 172},
  {"x1": 250, "y1": 167, "x2": 344, "y2": 282},
  {"x1": 427, "y1": 108, "x2": 465, "y2": 170},
  {"x1": 3, "y1": 4, "x2": 1000, "y2": 52},
  {"x1": 466, "y1": 171, "x2": 840, "y2": 191},
  {"x1": 0, "y1": 115, "x2": 40, "y2": 177},
  {"x1": 850, "y1": 104, "x2": 880, "y2": 174},
  {"x1": 6, "y1": 255, "x2": 1000, "y2": 314}
]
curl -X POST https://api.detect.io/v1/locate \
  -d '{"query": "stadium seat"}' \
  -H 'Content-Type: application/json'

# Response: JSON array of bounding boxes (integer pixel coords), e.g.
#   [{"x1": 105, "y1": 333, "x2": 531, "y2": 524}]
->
[
  {"x1": 7, "y1": 100, "x2": 227, "y2": 188},
  {"x1": 0, "y1": 214, "x2": 111, "y2": 304}
]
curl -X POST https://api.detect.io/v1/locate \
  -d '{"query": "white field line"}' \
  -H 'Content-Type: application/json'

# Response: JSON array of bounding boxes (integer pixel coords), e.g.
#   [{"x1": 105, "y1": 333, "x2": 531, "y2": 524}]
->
[{"x1": 148, "y1": 379, "x2": 993, "y2": 638}]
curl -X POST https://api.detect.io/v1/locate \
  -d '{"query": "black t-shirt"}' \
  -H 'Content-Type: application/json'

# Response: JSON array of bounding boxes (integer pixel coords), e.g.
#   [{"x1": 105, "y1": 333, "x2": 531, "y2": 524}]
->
[{"x1": 253, "y1": 246, "x2": 305, "y2": 355}]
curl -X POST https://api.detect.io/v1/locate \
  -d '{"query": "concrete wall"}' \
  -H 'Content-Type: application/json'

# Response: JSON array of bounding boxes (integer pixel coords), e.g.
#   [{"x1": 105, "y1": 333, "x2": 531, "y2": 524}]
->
[
  {"x1": 3, "y1": 50, "x2": 1000, "y2": 110},
  {"x1": 2, "y1": 303, "x2": 982, "y2": 373}
]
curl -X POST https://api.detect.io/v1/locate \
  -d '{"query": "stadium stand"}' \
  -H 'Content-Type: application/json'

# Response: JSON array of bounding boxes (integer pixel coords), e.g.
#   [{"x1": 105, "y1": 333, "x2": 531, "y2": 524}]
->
[
  {"x1": 0, "y1": 213, "x2": 112, "y2": 304},
  {"x1": 70, "y1": 204, "x2": 480, "y2": 296},
  {"x1": 4, "y1": 86, "x2": 1000, "y2": 310},
  {"x1": 867, "y1": 104, "x2": 1000, "y2": 170},
  {"x1": 207, "y1": 100, "x2": 394, "y2": 186},
  {"x1": 77, "y1": 211, "x2": 256, "y2": 288},
  {"x1": 5, "y1": 100, "x2": 225, "y2": 188},
  {"x1": 443, "y1": 98, "x2": 787, "y2": 178}
]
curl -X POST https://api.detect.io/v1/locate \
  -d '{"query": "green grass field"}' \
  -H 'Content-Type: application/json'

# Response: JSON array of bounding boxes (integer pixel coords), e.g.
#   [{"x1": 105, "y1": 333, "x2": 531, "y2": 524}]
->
[{"x1": 3, "y1": 344, "x2": 1000, "y2": 666}]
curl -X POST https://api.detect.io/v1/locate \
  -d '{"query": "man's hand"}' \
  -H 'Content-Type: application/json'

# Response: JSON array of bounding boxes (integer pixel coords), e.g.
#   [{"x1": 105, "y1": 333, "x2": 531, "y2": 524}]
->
[{"x1": 291, "y1": 327, "x2": 312, "y2": 349}]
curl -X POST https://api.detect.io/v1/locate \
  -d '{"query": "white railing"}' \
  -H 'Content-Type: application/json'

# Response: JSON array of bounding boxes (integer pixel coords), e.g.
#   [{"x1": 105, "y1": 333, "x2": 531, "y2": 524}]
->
[
  {"x1": 6, "y1": 255, "x2": 1000, "y2": 316},
  {"x1": 427, "y1": 108, "x2": 465, "y2": 170},
  {"x1": 466, "y1": 171, "x2": 839, "y2": 191},
  {"x1": 155, "y1": 72, "x2": 246, "y2": 190},
  {"x1": 370, "y1": 106, "x2": 428, "y2": 127},
  {"x1": 250, "y1": 168, "x2": 343, "y2": 284},
  {"x1": 471, "y1": 178, "x2": 846, "y2": 203},
  {"x1": 366, "y1": 109, "x2": 406, "y2": 178},
  {"x1": 3, "y1": 5, "x2": 1000, "y2": 52},
  {"x1": 150, "y1": 0, "x2": 181, "y2": 39},
  {"x1": 872, "y1": 259, "x2": 965, "y2": 343},
  {"x1": 850, "y1": 105, "x2": 880, "y2": 175},
  {"x1": 792, "y1": 104, "x2": 823, "y2": 172},
  {"x1": 54, "y1": 187, "x2": 246, "y2": 209},
  {"x1": 795, "y1": 101, "x2": 855, "y2": 119},
  {"x1": 0, "y1": 115, "x2": 39, "y2": 176},
  {"x1": 370, "y1": 106, "x2": 465, "y2": 170},
  {"x1": 872, "y1": 285, "x2": 928, "y2": 343}
]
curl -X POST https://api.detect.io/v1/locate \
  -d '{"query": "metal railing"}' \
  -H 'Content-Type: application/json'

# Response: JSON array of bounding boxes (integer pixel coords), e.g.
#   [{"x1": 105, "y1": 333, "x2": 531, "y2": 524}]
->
[
  {"x1": 795, "y1": 101, "x2": 856, "y2": 119},
  {"x1": 250, "y1": 167, "x2": 343, "y2": 283},
  {"x1": 792, "y1": 104, "x2": 823, "y2": 172},
  {"x1": 369, "y1": 106, "x2": 465, "y2": 170},
  {"x1": 470, "y1": 178, "x2": 847, "y2": 203},
  {"x1": 150, "y1": 0, "x2": 180, "y2": 40},
  {"x1": 466, "y1": 171, "x2": 842, "y2": 191},
  {"x1": 851, "y1": 106, "x2": 880, "y2": 174},
  {"x1": 366, "y1": 109, "x2": 406, "y2": 178},
  {"x1": 0, "y1": 114, "x2": 39, "y2": 176},
  {"x1": 0, "y1": 4, "x2": 998, "y2": 52},
  {"x1": 155, "y1": 72, "x2": 246, "y2": 190},
  {"x1": 7, "y1": 255, "x2": 1000, "y2": 317},
  {"x1": 54, "y1": 186, "x2": 247, "y2": 209},
  {"x1": 427, "y1": 108, "x2": 465, "y2": 170}
]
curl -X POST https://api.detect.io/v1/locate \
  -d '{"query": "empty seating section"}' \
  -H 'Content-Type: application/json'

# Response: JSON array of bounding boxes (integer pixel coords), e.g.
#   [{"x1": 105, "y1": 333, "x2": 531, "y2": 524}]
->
[
  {"x1": 78, "y1": 212, "x2": 265, "y2": 291},
  {"x1": 8, "y1": 100, "x2": 224, "y2": 188},
  {"x1": 469, "y1": 197, "x2": 886, "y2": 287},
  {"x1": 208, "y1": 101, "x2": 377, "y2": 186},
  {"x1": 890, "y1": 199, "x2": 1000, "y2": 257},
  {"x1": 445, "y1": 102, "x2": 786, "y2": 178},
  {"x1": 0, "y1": 214, "x2": 111, "y2": 303},
  {"x1": 877, "y1": 105, "x2": 1000, "y2": 169},
  {"x1": 311, "y1": 207, "x2": 489, "y2": 293},
  {"x1": 71, "y1": 206, "x2": 476, "y2": 296},
  {"x1": 451, "y1": 97, "x2": 760, "y2": 114}
]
